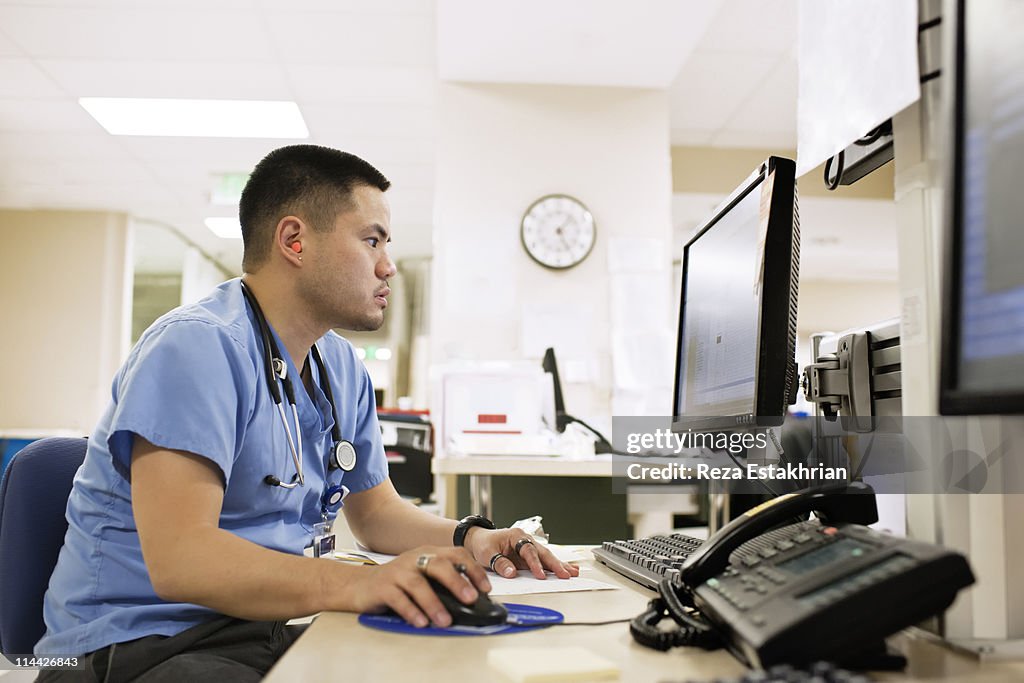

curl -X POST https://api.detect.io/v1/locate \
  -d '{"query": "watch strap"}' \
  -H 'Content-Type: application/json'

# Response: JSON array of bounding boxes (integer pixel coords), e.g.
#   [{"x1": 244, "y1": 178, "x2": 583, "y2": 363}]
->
[{"x1": 453, "y1": 515, "x2": 495, "y2": 547}]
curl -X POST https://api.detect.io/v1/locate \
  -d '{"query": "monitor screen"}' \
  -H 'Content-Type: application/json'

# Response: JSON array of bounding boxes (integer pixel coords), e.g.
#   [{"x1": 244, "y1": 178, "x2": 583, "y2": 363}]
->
[
  {"x1": 673, "y1": 157, "x2": 800, "y2": 430},
  {"x1": 940, "y1": 0, "x2": 1024, "y2": 414}
]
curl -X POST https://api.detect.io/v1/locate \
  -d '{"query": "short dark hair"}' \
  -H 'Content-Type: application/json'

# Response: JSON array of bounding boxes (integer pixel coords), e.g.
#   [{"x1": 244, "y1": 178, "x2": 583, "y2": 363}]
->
[{"x1": 239, "y1": 145, "x2": 390, "y2": 271}]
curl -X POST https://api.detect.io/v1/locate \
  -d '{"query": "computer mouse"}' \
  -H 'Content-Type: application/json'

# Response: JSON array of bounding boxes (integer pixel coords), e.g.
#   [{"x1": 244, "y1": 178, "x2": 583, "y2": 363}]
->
[{"x1": 427, "y1": 576, "x2": 508, "y2": 627}]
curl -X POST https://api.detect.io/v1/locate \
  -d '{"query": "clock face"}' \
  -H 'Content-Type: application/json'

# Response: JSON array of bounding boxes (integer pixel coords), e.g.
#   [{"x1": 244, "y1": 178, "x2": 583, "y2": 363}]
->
[{"x1": 520, "y1": 194, "x2": 596, "y2": 270}]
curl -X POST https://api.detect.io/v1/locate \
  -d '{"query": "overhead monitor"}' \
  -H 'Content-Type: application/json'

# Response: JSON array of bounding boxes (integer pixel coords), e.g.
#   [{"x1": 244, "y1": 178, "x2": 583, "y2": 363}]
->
[
  {"x1": 672, "y1": 156, "x2": 800, "y2": 432},
  {"x1": 939, "y1": 0, "x2": 1024, "y2": 414}
]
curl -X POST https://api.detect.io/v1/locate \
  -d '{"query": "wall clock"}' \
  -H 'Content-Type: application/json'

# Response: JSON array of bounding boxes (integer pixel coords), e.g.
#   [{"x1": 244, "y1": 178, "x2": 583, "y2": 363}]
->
[{"x1": 520, "y1": 194, "x2": 596, "y2": 270}]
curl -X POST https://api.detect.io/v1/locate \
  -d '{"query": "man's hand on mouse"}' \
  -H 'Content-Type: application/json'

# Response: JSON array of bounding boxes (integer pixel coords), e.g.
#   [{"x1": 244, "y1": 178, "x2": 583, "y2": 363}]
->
[
  {"x1": 463, "y1": 527, "x2": 580, "y2": 580},
  {"x1": 351, "y1": 546, "x2": 489, "y2": 628}
]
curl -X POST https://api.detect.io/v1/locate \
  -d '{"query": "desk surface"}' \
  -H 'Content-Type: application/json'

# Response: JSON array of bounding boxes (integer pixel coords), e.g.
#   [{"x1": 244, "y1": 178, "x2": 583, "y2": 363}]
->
[{"x1": 264, "y1": 560, "x2": 1022, "y2": 683}]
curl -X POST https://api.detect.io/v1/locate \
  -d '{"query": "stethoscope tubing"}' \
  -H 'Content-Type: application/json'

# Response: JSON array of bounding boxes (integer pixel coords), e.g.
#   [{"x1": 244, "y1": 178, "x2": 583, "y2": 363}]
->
[{"x1": 240, "y1": 281, "x2": 355, "y2": 492}]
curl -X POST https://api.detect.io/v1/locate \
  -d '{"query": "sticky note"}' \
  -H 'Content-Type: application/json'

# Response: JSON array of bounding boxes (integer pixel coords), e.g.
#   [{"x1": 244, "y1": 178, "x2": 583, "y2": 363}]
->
[{"x1": 487, "y1": 646, "x2": 619, "y2": 682}]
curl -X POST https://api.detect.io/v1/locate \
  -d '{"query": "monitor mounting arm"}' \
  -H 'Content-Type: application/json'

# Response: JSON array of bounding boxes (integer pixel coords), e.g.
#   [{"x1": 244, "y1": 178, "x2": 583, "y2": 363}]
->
[{"x1": 801, "y1": 331, "x2": 873, "y2": 427}]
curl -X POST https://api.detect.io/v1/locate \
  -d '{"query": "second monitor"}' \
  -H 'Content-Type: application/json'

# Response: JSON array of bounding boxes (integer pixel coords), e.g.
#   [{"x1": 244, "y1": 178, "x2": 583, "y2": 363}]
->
[{"x1": 672, "y1": 156, "x2": 800, "y2": 432}]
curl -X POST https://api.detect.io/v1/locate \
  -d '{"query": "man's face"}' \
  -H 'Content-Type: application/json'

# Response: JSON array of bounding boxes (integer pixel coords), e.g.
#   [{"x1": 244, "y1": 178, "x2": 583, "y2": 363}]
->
[{"x1": 300, "y1": 184, "x2": 396, "y2": 332}]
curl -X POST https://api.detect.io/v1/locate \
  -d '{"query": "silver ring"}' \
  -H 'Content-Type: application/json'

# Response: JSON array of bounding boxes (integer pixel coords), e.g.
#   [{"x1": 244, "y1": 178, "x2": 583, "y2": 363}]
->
[
  {"x1": 514, "y1": 538, "x2": 535, "y2": 555},
  {"x1": 488, "y1": 552, "x2": 506, "y2": 572},
  {"x1": 416, "y1": 553, "x2": 434, "y2": 574},
  {"x1": 454, "y1": 563, "x2": 468, "y2": 575}
]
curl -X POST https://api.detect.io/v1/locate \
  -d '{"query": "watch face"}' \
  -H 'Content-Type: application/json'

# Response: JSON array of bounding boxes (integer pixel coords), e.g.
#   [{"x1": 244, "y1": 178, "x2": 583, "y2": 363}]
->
[{"x1": 520, "y1": 194, "x2": 596, "y2": 269}]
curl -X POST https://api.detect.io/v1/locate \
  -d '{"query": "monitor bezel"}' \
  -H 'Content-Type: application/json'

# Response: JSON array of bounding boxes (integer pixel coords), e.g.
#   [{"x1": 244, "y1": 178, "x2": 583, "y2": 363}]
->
[
  {"x1": 938, "y1": 0, "x2": 1024, "y2": 415},
  {"x1": 671, "y1": 156, "x2": 799, "y2": 432}
]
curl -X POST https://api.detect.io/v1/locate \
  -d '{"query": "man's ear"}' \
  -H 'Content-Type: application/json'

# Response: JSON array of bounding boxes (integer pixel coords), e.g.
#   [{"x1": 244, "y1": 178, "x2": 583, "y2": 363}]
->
[{"x1": 275, "y1": 216, "x2": 305, "y2": 266}]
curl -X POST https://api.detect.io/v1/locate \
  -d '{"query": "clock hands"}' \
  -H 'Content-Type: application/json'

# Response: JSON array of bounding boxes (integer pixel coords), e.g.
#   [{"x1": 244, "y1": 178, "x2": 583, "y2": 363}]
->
[{"x1": 553, "y1": 219, "x2": 573, "y2": 251}]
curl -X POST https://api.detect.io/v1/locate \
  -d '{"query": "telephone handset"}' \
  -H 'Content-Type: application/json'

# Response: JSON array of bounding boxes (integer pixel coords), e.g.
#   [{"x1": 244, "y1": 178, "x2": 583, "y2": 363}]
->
[{"x1": 631, "y1": 483, "x2": 975, "y2": 670}]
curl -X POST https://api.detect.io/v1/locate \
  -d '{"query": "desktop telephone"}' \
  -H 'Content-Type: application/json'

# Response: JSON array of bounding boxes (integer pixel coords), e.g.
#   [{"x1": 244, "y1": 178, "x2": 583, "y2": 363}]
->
[{"x1": 629, "y1": 483, "x2": 975, "y2": 670}]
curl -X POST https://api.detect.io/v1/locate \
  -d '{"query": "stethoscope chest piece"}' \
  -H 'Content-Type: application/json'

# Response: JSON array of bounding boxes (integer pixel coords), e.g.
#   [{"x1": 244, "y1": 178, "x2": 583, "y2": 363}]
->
[{"x1": 331, "y1": 440, "x2": 358, "y2": 472}]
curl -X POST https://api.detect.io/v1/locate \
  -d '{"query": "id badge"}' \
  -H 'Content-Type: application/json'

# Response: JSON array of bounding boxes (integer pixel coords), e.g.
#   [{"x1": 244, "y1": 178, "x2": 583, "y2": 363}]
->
[{"x1": 312, "y1": 521, "x2": 336, "y2": 558}]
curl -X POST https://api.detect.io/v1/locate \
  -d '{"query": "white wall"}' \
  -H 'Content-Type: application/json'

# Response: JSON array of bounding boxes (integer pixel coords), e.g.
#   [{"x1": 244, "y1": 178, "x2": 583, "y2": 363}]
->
[
  {"x1": 796, "y1": 279, "x2": 901, "y2": 364},
  {"x1": 430, "y1": 83, "x2": 674, "y2": 426},
  {"x1": 0, "y1": 209, "x2": 132, "y2": 434},
  {"x1": 180, "y1": 245, "x2": 229, "y2": 306}
]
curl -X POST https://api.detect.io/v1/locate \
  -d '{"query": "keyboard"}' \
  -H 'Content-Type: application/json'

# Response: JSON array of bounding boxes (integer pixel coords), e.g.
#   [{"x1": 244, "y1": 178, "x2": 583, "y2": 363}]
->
[
  {"x1": 676, "y1": 662, "x2": 871, "y2": 682},
  {"x1": 592, "y1": 532, "x2": 705, "y2": 589}
]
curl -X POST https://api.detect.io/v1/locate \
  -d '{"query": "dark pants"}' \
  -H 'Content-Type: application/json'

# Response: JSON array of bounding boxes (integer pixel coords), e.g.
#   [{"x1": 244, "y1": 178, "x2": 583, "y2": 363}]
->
[{"x1": 36, "y1": 617, "x2": 308, "y2": 683}]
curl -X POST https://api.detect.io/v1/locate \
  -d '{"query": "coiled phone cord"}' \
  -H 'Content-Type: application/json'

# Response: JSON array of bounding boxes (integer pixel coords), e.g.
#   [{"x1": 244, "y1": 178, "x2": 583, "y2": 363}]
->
[{"x1": 629, "y1": 579, "x2": 723, "y2": 652}]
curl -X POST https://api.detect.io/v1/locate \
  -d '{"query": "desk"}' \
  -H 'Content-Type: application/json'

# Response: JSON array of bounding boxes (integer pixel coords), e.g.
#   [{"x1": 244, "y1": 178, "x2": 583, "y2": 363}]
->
[
  {"x1": 432, "y1": 455, "x2": 700, "y2": 538},
  {"x1": 263, "y1": 560, "x2": 1022, "y2": 683},
  {"x1": 432, "y1": 454, "x2": 613, "y2": 520}
]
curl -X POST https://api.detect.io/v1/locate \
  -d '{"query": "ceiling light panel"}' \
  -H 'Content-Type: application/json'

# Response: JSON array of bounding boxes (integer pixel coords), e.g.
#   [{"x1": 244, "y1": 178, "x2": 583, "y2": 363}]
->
[
  {"x1": 79, "y1": 98, "x2": 309, "y2": 138},
  {"x1": 204, "y1": 217, "x2": 242, "y2": 239}
]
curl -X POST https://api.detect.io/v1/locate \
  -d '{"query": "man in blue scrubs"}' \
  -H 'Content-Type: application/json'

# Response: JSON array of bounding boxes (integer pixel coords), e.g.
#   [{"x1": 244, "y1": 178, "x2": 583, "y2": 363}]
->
[{"x1": 35, "y1": 145, "x2": 577, "y2": 681}]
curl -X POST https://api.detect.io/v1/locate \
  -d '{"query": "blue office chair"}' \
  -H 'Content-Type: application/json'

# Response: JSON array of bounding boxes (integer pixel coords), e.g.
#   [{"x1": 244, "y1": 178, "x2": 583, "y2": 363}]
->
[{"x1": 0, "y1": 437, "x2": 87, "y2": 657}]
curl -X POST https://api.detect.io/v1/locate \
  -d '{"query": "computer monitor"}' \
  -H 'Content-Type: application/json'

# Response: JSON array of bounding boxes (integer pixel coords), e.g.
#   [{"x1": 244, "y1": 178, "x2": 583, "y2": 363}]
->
[
  {"x1": 542, "y1": 347, "x2": 568, "y2": 432},
  {"x1": 939, "y1": 0, "x2": 1024, "y2": 415},
  {"x1": 672, "y1": 156, "x2": 800, "y2": 432},
  {"x1": 541, "y1": 346, "x2": 614, "y2": 453}
]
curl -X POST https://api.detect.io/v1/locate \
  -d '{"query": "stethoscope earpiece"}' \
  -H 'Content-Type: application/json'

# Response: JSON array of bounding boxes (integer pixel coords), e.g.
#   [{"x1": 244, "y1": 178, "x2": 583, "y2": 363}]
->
[{"x1": 263, "y1": 474, "x2": 300, "y2": 489}]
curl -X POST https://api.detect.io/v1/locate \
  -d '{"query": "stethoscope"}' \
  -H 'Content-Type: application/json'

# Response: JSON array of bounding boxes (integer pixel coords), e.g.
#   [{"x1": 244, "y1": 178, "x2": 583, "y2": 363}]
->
[{"x1": 240, "y1": 282, "x2": 357, "y2": 506}]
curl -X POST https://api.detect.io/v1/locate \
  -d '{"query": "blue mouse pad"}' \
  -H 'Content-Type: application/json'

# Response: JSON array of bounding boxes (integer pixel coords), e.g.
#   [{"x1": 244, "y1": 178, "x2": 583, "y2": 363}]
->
[{"x1": 358, "y1": 603, "x2": 563, "y2": 636}]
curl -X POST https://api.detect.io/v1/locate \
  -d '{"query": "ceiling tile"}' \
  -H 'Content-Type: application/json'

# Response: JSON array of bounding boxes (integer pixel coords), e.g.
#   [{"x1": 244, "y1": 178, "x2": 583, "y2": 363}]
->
[
  {"x1": 695, "y1": 0, "x2": 798, "y2": 53},
  {"x1": 0, "y1": 29, "x2": 24, "y2": 57},
  {"x1": 39, "y1": 59, "x2": 293, "y2": 100},
  {"x1": 329, "y1": 136, "x2": 435, "y2": 167},
  {"x1": 287, "y1": 65, "x2": 436, "y2": 104},
  {"x1": 6, "y1": 0, "x2": 252, "y2": 9},
  {"x1": 141, "y1": 161, "x2": 240, "y2": 189},
  {"x1": 263, "y1": 11, "x2": 434, "y2": 67},
  {"x1": 116, "y1": 136, "x2": 283, "y2": 165},
  {"x1": 0, "y1": 98, "x2": 103, "y2": 132},
  {"x1": 299, "y1": 103, "x2": 434, "y2": 140},
  {"x1": 0, "y1": 180, "x2": 177, "y2": 209},
  {"x1": 438, "y1": 0, "x2": 722, "y2": 88},
  {"x1": 0, "y1": 6, "x2": 270, "y2": 61},
  {"x1": 57, "y1": 158, "x2": 156, "y2": 185},
  {"x1": 0, "y1": 58, "x2": 65, "y2": 97},
  {"x1": 708, "y1": 128, "x2": 796, "y2": 149},
  {"x1": 256, "y1": 0, "x2": 433, "y2": 14},
  {"x1": 0, "y1": 130, "x2": 130, "y2": 161},
  {"x1": 669, "y1": 128, "x2": 717, "y2": 146},
  {"x1": 721, "y1": 53, "x2": 797, "y2": 139},
  {"x1": 669, "y1": 50, "x2": 777, "y2": 131}
]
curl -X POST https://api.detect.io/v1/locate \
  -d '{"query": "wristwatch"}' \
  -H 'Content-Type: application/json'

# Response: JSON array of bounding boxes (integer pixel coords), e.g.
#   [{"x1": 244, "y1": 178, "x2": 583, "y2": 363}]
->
[{"x1": 453, "y1": 515, "x2": 495, "y2": 547}]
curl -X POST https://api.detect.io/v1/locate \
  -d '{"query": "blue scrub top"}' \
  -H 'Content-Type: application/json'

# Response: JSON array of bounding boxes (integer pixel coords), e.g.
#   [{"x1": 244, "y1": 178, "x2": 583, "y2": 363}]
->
[{"x1": 36, "y1": 279, "x2": 388, "y2": 657}]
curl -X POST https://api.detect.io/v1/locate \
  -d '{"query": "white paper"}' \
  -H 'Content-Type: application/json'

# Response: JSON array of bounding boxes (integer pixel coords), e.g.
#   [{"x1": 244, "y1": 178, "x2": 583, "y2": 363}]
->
[
  {"x1": 486, "y1": 570, "x2": 619, "y2": 597},
  {"x1": 336, "y1": 543, "x2": 591, "y2": 568},
  {"x1": 796, "y1": 0, "x2": 920, "y2": 177},
  {"x1": 332, "y1": 549, "x2": 619, "y2": 596}
]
